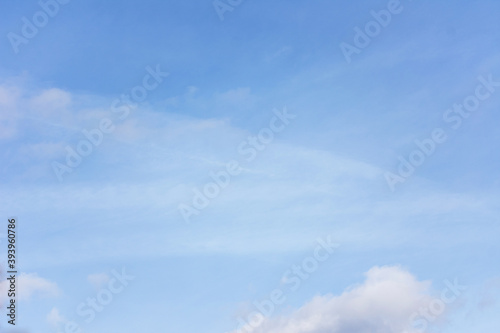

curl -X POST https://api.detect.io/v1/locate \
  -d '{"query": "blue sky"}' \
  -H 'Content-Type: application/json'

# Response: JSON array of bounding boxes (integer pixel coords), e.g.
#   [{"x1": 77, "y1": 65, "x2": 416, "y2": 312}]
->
[{"x1": 0, "y1": 0, "x2": 499, "y2": 332}]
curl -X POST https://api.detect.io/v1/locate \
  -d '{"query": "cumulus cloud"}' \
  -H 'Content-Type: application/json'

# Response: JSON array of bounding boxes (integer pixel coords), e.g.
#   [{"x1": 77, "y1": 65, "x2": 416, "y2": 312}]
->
[{"x1": 233, "y1": 266, "x2": 434, "y2": 333}]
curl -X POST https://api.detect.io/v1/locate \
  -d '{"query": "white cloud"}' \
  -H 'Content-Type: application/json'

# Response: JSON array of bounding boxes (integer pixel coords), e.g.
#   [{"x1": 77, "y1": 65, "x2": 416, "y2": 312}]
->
[
  {"x1": 29, "y1": 88, "x2": 72, "y2": 114},
  {"x1": 215, "y1": 87, "x2": 254, "y2": 108},
  {"x1": 232, "y1": 266, "x2": 434, "y2": 333},
  {"x1": 477, "y1": 276, "x2": 500, "y2": 310},
  {"x1": 19, "y1": 142, "x2": 66, "y2": 160},
  {"x1": 0, "y1": 272, "x2": 60, "y2": 302},
  {"x1": 87, "y1": 273, "x2": 110, "y2": 289},
  {"x1": 46, "y1": 307, "x2": 65, "y2": 328},
  {"x1": 0, "y1": 85, "x2": 20, "y2": 140},
  {"x1": 0, "y1": 85, "x2": 20, "y2": 107}
]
